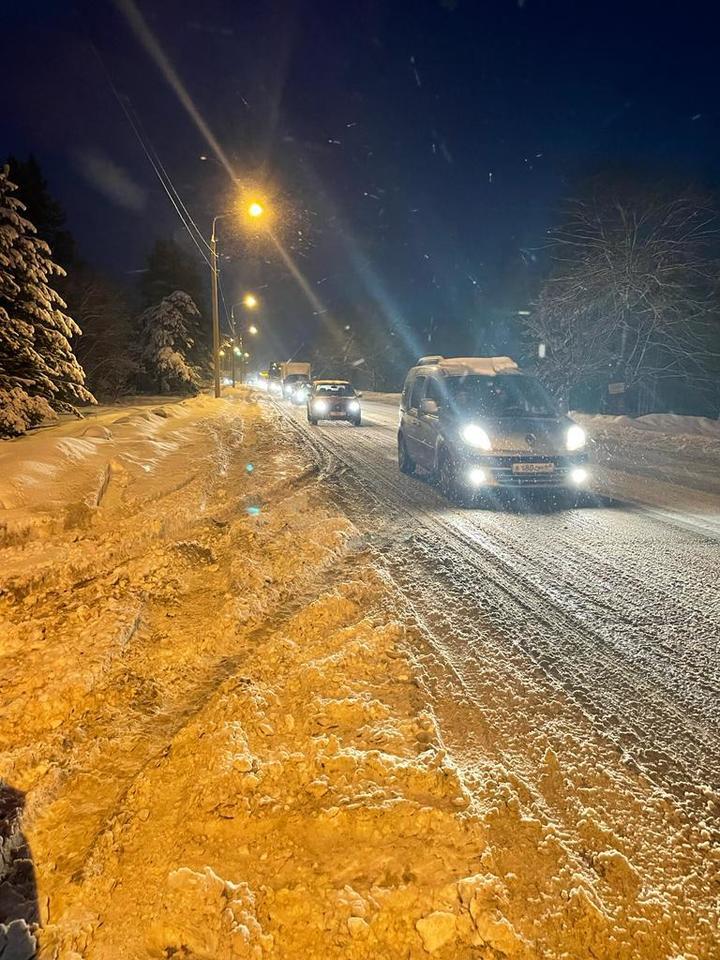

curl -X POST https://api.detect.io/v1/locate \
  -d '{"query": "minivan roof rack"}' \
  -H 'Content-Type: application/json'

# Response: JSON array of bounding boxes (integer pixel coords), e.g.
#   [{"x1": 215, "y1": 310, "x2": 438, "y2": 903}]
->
[
  {"x1": 417, "y1": 355, "x2": 444, "y2": 365},
  {"x1": 440, "y1": 356, "x2": 519, "y2": 373}
]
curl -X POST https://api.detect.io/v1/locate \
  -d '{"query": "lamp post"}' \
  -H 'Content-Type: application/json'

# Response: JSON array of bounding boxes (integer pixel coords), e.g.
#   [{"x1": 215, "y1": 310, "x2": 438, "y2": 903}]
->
[
  {"x1": 210, "y1": 215, "x2": 224, "y2": 398},
  {"x1": 230, "y1": 296, "x2": 259, "y2": 387},
  {"x1": 209, "y1": 202, "x2": 266, "y2": 398}
]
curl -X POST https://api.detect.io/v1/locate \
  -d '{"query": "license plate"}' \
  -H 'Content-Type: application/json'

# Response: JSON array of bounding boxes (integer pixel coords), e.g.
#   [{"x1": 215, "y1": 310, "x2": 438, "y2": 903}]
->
[{"x1": 512, "y1": 462, "x2": 554, "y2": 475}]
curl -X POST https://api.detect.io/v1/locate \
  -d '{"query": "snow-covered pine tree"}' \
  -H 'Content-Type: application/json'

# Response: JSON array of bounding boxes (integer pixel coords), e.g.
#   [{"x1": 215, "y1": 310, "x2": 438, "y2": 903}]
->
[
  {"x1": 136, "y1": 290, "x2": 201, "y2": 394},
  {"x1": 140, "y1": 239, "x2": 209, "y2": 372},
  {"x1": 0, "y1": 165, "x2": 94, "y2": 437}
]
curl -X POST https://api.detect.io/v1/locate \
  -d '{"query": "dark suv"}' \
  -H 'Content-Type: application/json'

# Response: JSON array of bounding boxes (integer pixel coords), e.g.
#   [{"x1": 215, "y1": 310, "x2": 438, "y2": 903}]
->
[{"x1": 397, "y1": 356, "x2": 589, "y2": 502}]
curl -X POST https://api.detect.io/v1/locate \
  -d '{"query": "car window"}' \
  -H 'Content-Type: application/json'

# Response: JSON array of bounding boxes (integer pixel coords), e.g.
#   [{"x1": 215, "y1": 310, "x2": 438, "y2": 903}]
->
[
  {"x1": 409, "y1": 376, "x2": 427, "y2": 409},
  {"x1": 401, "y1": 376, "x2": 414, "y2": 409},
  {"x1": 426, "y1": 378, "x2": 445, "y2": 405}
]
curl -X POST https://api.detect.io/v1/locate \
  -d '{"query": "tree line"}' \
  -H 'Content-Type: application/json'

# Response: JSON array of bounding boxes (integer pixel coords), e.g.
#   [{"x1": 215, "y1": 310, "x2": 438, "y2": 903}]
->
[
  {"x1": 523, "y1": 172, "x2": 720, "y2": 415},
  {"x1": 0, "y1": 158, "x2": 209, "y2": 437}
]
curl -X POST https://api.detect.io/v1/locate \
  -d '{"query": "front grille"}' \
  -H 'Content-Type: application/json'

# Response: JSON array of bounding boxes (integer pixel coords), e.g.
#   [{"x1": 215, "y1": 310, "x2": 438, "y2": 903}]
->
[
  {"x1": 493, "y1": 469, "x2": 568, "y2": 487},
  {"x1": 474, "y1": 455, "x2": 585, "y2": 487}
]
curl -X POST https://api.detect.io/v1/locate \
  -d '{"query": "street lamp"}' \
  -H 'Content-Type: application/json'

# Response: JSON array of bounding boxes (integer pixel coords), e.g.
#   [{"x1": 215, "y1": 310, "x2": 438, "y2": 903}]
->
[
  {"x1": 209, "y1": 203, "x2": 266, "y2": 398},
  {"x1": 229, "y1": 297, "x2": 261, "y2": 387},
  {"x1": 210, "y1": 214, "x2": 231, "y2": 398}
]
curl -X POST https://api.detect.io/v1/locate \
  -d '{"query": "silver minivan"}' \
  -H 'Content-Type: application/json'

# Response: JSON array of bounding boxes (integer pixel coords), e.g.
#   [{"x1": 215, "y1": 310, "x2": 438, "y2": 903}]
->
[{"x1": 397, "y1": 356, "x2": 589, "y2": 503}]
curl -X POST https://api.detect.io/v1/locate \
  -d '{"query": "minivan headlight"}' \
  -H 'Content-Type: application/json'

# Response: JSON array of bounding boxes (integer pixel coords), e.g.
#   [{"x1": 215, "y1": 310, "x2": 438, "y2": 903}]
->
[
  {"x1": 566, "y1": 424, "x2": 586, "y2": 451},
  {"x1": 461, "y1": 423, "x2": 492, "y2": 450},
  {"x1": 313, "y1": 399, "x2": 329, "y2": 414}
]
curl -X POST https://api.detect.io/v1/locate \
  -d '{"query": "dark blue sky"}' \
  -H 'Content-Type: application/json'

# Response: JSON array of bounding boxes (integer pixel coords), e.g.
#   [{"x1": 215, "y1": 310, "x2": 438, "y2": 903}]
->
[{"x1": 3, "y1": 0, "x2": 719, "y2": 362}]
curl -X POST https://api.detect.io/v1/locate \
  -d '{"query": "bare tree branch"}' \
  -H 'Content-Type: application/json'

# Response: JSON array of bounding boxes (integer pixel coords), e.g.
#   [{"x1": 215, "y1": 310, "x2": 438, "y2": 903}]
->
[{"x1": 524, "y1": 177, "x2": 720, "y2": 407}]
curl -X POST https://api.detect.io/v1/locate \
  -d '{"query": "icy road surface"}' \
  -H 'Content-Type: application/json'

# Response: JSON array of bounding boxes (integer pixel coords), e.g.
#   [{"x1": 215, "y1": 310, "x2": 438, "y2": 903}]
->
[{"x1": 276, "y1": 397, "x2": 720, "y2": 821}]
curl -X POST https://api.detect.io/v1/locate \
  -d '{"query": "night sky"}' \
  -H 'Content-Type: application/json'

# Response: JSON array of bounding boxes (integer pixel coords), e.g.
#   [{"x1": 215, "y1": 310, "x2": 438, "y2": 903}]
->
[{"x1": 3, "y1": 0, "x2": 719, "y2": 365}]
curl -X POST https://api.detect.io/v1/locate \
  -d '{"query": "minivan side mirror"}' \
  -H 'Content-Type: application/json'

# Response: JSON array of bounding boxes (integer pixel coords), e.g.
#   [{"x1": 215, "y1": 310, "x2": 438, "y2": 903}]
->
[
  {"x1": 420, "y1": 398, "x2": 439, "y2": 415},
  {"x1": 356, "y1": 391, "x2": 363, "y2": 398}
]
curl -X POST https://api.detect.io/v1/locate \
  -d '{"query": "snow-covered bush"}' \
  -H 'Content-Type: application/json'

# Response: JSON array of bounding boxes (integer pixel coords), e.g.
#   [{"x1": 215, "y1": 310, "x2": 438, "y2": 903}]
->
[
  {"x1": 135, "y1": 291, "x2": 201, "y2": 394},
  {"x1": 0, "y1": 386, "x2": 55, "y2": 436},
  {"x1": 0, "y1": 165, "x2": 94, "y2": 437}
]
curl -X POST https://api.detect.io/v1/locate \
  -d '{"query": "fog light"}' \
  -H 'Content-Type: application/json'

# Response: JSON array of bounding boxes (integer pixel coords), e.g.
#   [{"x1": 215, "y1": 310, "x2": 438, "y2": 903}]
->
[
  {"x1": 570, "y1": 467, "x2": 588, "y2": 485},
  {"x1": 466, "y1": 467, "x2": 487, "y2": 486}
]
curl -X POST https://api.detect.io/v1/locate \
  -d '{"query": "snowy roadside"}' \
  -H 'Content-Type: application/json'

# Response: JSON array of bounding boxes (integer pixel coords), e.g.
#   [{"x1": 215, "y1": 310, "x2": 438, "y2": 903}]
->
[
  {"x1": 574, "y1": 413, "x2": 720, "y2": 536},
  {"x1": 0, "y1": 394, "x2": 226, "y2": 544},
  {"x1": 1, "y1": 392, "x2": 718, "y2": 959}
]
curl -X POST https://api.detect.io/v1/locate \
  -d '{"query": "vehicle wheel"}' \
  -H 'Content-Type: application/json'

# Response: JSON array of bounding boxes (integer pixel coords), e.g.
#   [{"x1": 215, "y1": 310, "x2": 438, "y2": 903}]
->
[
  {"x1": 352, "y1": 416, "x2": 361, "y2": 427},
  {"x1": 398, "y1": 433, "x2": 415, "y2": 475},
  {"x1": 439, "y1": 452, "x2": 470, "y2": 505},
  {"x1": 308, "y1": 416, "x2": 317, "y2": 426}
]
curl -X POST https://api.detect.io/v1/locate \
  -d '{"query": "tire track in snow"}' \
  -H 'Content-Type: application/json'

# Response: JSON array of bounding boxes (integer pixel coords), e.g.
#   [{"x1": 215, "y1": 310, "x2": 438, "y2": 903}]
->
[{"x1": 272, "y1": 399, "x2": 720, "y2": 820}]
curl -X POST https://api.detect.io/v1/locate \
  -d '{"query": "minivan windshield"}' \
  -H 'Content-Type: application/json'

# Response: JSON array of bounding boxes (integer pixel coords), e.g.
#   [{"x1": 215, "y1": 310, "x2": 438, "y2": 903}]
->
[{"x1": 445, "y1": 374, "x2": 557, "y2": 418}]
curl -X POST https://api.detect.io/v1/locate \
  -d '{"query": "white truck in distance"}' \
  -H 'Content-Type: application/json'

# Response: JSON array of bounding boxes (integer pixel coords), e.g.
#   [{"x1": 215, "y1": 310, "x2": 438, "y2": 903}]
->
[{"x1": 280, "y1": 361, "x2": 312, "y2": 399}]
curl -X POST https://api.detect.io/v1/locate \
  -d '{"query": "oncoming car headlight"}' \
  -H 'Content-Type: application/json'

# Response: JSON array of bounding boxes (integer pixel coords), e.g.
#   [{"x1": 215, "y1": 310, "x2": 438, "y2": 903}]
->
[
  {"x1": 566, "y1": 424, "x2": 587, "y2": 451},
  {"x1": 313, "y1": 399, "x2": 329, "y2": 414},
  {"x1": 461, "y1": 423, "x2": 492, "y2": 451},
  {"x1": 347, "y1": 400, "x2": 360, "y2": 413}
]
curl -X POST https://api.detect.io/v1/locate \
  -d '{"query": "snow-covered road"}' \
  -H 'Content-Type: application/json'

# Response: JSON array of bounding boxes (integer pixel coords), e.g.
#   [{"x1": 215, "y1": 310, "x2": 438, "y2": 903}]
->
[{"x1": 276, "y1": 397, "x2": 720, "y2": 822}]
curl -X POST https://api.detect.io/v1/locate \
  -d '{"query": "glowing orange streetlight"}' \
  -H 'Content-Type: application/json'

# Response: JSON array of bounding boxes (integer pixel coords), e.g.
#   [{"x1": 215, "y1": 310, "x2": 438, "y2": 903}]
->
[
  {"x1": 230, "y1": 299, "x2": 263, "y2": 387},
  {"x1": 210, "y1": 197, "x2": 270, "y2": 396}
]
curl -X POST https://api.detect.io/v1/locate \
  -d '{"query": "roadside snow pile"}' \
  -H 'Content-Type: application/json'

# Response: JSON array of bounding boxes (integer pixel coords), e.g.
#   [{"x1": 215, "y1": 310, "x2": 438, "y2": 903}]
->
[
  {"x1": 0, "y1": 394, "x2": 228, "y2": 544},
  {"x1": 576, "y1": 412, "x2": 720, "y2": 461},
  {"x1": 590, "y1": 412, "x2": 720, "y2": 437},
  {"x1": 575, "y1": 412, "x2": 720, "y2": 518}
]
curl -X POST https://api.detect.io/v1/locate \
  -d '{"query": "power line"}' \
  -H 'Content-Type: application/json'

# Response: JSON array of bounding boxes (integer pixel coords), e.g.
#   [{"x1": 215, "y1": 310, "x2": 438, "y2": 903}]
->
[
  {"x1": 217, "y1": 275, "x2": 233, "y2": 334},
  {"x1": 128, "y1": 103, "x2": 212, "y2": 254},
  {"x1": 93, "y1": 43, "x2": 213, "y2": 270},
  {"x1": 118, "y1": 103, "x2": 213, "y2": 270}
]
